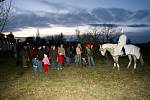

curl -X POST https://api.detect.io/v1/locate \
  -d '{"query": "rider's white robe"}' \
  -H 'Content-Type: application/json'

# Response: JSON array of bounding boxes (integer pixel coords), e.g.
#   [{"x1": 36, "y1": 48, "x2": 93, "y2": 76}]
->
[{"x1": 114, "y1": 34, "x2": 127, "y2": 56}]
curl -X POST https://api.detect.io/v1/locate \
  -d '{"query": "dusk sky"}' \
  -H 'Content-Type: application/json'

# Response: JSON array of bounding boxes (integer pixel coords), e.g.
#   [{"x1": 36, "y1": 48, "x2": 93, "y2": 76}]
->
[
  {"x1": 3, "y1": 0, "x2": 150, "y2": 43},
  {"x1": 14, "y1": 0, "x2": 150, "y2": 12}
]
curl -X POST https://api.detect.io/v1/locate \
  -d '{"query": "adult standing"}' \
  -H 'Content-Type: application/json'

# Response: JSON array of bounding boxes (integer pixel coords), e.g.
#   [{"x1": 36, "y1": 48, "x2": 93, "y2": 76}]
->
[
  {"x1": 75, "y1": 43, "x2": 82, "y2": 66},
  {"x1": 86, "y1": 44, "x2": 95, "y2": 66},
  {"x1": 43, "y1": 45, "x2": 48, "y2": 55},
  {"x1": 49, "y1": 45, "x2": 58, "y2": 67},
  {"x1": 22, "y1": 45, "x2": 29, "y2": 67},
  {"x1": 37, "y1": 46, "x2": 43, "y2": 73},
  {"x1": 58, "y1": 44, "x2": 66, "y2": 68},
  {"x1": 29, "y1": 46, "x2": 36, "y2": 61}
]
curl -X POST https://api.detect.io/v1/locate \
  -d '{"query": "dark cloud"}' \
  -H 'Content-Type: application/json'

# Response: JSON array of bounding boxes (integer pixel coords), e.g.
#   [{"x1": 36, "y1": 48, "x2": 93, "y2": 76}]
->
[
  {"x1": 4, "y1": 8, "x2": 150, "y2": 32},
  {"x1": 37, "y1": 0, "x2": 81, "y2": 13},
  {"x1": 38, "y1": 0, "x2": 68, "y2": 10}
]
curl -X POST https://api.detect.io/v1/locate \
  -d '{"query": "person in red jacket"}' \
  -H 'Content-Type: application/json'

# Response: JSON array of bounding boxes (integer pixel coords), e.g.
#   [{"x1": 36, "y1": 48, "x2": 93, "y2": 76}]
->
[
  {"x1": 57, "y1": 48, "x2": 63, "y2": 70},
  {"x1": 57, "y1": 44, "x2": 66, "y2": 70}
]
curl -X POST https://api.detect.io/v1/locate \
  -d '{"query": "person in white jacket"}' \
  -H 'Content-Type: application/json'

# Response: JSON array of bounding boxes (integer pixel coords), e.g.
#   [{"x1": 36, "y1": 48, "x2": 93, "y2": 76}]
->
[{"x1": 114, "y1": 29, "x2": 127, "y2": 56}]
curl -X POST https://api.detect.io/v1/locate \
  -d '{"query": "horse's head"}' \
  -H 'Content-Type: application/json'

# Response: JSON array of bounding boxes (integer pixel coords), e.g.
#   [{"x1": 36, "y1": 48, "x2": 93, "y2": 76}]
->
[{"x1": 99, "y1": 44, "x2": 106, "y2": 56}]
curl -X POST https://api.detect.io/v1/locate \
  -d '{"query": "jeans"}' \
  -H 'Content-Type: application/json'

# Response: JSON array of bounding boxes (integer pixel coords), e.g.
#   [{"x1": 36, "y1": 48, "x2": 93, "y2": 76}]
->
[
  {"x1": 76, "y1": 54, "x2": 81, "y2": 65},
  {"x1": 38, "y1": 61, "x2": 43, "y2": 72},
  {"x1": 22, "y1": 56, "x2": 28, "y2": 67},
  {"x1": 51, "y1": 61, "x2": 58, "y2": 67},
  {"x1": 87, "y1": 56, "x2": 95, "y2": 66}
]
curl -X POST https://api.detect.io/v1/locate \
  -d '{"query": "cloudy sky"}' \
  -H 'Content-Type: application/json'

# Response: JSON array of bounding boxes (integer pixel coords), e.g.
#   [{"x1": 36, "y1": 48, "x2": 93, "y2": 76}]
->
[
  {"x1": 14, "y1": 0, "x2": 150, "y2": 12},
  {"x1": 3, "y1": 0, "x2": 150, "y2": 43}
]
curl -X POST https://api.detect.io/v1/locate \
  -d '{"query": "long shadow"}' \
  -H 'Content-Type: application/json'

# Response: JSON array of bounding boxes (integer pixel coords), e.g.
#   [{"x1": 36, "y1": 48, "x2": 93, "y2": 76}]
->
[{"x1": 0, "y1": 52, "x2": 30, "y2": 83}]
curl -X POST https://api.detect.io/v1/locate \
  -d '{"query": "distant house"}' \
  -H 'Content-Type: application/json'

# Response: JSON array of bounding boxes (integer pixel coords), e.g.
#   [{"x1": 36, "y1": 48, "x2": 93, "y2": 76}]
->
[
  {"x1": 0, "y1": 32, "x2": 5, "y2": 42},
  {"x1": 0, "y1": 32, "x2": 16, "y2": 51}
]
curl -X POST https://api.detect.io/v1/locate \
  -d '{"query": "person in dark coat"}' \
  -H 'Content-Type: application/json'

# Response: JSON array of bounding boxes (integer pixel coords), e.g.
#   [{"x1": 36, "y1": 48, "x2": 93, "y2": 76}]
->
[
  {"x1": 86, "y1": 44, "x2": 95, "y2": 66},
  {"x1": 49, "y1": 45, "x2": 58, "y2": 67},
  {"x1": 37, "y1": 46, "x2": 43, "y2": 72}
]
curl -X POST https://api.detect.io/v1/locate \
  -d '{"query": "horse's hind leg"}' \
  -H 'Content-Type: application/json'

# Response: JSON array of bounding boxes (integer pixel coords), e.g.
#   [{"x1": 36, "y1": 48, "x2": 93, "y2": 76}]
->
[
  {"x1": 112, "y1": 57, "x2": 116, "y2": 69},
  {"x1": 116, "y1": 56, "x2": 120, "y2": 70},
  {"x1": 117, "y1": 63, "x2": 120, "y2": 71},
  {"x1": 132, "y1": 56, "x2": 137, "y2": 73},
  {"x1": 127, "y1": 55, "x2": 132, "y2": 69}
]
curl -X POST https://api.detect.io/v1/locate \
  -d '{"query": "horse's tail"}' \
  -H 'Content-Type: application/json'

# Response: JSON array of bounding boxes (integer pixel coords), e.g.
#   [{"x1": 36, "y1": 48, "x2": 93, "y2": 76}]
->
[{"x1": 139, "y1": 54, "x2": 144, "y2": 66}]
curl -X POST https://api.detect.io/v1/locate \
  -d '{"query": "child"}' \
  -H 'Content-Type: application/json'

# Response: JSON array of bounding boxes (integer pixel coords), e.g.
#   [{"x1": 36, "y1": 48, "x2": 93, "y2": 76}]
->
[
  {"x1": 82, "y1": 55, "x2": 88, "y2": 67},
  {"x1": 32, "y1": 57, "x2": 39, "y2": 78},
  {"x1": 65, "y1": 56, "x2": 71, "y2": 66},
  {"x1": 42, "y1": 54, "x2": 50, "y2": 74}
]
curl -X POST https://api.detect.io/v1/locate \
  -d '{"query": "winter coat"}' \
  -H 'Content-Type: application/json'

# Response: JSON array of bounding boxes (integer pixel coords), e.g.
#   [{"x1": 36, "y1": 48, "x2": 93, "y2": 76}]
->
[{"x1": 42, "y1": 57, "x2": 50, "y2": 65}]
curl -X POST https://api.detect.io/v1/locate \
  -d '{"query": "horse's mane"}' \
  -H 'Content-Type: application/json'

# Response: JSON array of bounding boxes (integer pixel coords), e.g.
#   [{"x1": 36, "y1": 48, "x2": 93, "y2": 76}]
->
[
  {"x1": 102, "y1": 43, "x2": 116, "y2": 54},
  {"x1": 102, "y1": 43, "x2": 116, "y2": 49}
]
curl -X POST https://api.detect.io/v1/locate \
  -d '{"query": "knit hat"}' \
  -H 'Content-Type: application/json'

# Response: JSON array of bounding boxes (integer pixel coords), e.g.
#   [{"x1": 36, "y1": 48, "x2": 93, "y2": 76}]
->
[{"x1": 44, "y1": 54, "x2": 47, "y2": 57}]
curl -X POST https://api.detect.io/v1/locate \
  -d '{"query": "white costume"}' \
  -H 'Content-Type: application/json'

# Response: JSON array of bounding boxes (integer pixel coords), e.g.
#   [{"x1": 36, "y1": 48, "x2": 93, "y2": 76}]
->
[
  {"x1": 124, "y1": 45, "x2": 140, "y2": 59},
  {"x1": 114, "y1": 34, "x2": 127, "y2": 56}
]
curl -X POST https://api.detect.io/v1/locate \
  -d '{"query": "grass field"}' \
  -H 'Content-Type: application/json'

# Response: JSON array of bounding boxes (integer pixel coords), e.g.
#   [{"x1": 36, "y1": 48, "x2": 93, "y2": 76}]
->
[{"x1": 0, "y1": 52, "x2": 150, "y2": 100}]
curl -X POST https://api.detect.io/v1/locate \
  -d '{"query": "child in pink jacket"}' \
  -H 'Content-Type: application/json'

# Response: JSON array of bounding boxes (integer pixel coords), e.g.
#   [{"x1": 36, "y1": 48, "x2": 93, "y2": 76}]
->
[{"x1": 42, "y1": 54, "x2": 50, "y2": 73}]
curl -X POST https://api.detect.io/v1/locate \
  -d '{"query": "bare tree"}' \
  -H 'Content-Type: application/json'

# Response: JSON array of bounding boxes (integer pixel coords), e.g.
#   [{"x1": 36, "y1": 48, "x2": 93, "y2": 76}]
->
[
  {"x1": 0, "y1": 0, "x2": 12, "y2": 32},
  {"x1": 88, "y1": 24, "x2": 117, "y2": 43},
  {"x1": 100, "y1": 26, "x2": 116, "y2": 42},
  {"x1": 88, "y1": 26, "x2": 102, "y2": 43},
  {"x1": 75, "y1": 27, "x2": 81, "y2": 42}
]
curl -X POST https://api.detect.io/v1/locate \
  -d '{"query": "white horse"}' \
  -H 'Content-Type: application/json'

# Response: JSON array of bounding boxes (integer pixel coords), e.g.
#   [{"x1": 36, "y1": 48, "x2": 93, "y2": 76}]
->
[{"x1": 99, "y1": 43, "x2": 144, "y2": 72}]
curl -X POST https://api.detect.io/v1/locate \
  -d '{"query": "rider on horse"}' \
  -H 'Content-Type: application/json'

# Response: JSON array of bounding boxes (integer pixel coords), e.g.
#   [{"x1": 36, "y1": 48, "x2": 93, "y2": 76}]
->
[{"x1": 114, "y1": 29, "x2": 127, "y2": 56}]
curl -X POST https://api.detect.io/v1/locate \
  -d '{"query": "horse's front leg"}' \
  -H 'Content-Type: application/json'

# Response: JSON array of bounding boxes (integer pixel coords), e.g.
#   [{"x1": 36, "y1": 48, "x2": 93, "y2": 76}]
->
[
  {"x1": 113, "y1": 56, "x2": 120, "y2": 70},
  {"x1": 127, "y1": 55, "x2": 132, "y2": 69},
  {"x1": 113, "y1": 63, "x2": 116, "y2": 69}
]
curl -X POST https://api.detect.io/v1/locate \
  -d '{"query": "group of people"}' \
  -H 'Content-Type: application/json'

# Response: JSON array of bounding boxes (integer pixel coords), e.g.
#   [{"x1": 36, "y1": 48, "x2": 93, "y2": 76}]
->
[
  {"x1": 20, "y1": 29, "x2": 127, "y2": 78},
  {"x1": 75, "y1": 43, "x2": 95, "y2": 66},
  {"x1": 20, "y1": 43, "x2": 96, "y2": 77}
]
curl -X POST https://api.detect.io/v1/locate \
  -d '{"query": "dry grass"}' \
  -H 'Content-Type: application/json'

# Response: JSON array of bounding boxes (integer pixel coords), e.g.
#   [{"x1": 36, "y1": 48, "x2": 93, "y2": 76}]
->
[{"x1": 0, "y1": 53, "x2": 150, "y2": 100}]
